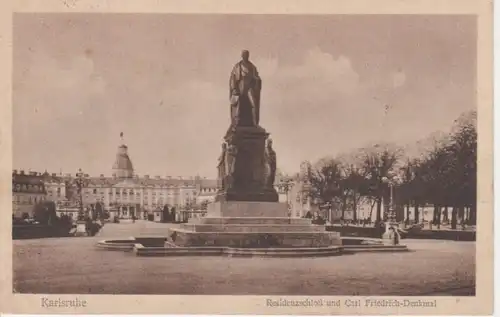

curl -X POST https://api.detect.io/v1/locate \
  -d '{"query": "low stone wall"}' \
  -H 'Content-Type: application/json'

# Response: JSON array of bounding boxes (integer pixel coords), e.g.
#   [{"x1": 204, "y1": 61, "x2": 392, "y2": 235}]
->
[
  {"x1": 12, "y1": 224, "x2": 70, "y2": 239},
  {"x1": 408, "y1": 229, "x2": 476, "y2": 241},
  {"x1": 135, "y1": 237, "x2": 168, "y2": 247},
  {"x1": 96, "y1": 236, "x2": 409, "y2": 257},
  {"x1": 134, "y1": 245, "x2": 344, "y2": 257},
  {"x1": 326, "y1": 226, "x2": 381, "y2": 238},
  {"x1": 326, "y1": 225, "x2": 476, "y2": 241}
]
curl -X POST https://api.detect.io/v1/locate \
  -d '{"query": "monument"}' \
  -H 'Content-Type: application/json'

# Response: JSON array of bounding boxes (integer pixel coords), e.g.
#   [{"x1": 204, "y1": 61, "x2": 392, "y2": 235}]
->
[
  {"x1": 216, "y1": 49, "x2": 279, "y2": 203},
  {"x1": 167, "y1": 50, "x2": 341, "y2": 248}
]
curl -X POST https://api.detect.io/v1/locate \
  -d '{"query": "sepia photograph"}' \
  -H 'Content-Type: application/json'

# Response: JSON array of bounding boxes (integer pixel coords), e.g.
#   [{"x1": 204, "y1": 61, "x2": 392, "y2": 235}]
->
[{"x1": 3, "y1": 3, "x2": 493, "y2": 314}]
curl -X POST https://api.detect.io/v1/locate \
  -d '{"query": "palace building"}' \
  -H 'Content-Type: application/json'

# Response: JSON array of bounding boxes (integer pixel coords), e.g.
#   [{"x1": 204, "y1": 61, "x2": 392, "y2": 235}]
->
[{"x1": 38, "y1": 139, "x2": 219, "y2": 220}]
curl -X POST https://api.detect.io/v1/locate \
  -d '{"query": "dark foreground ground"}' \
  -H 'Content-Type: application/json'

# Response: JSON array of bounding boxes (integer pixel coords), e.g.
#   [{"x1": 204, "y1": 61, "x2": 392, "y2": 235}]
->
[{"x1": 13, "y1": 221, "x2": 475, "y2": 295}]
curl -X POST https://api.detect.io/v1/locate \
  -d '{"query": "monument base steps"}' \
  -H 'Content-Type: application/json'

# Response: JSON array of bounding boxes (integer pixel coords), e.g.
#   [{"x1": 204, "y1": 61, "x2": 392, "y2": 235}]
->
[{"x1": 168, "y1": 201, "x2": 341, "y2": 248}]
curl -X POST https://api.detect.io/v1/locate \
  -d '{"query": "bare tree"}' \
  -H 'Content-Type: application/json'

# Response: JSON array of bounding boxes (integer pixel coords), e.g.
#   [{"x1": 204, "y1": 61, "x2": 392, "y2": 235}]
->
[
  {"x1": 308, "y1": 158, "x2": 343, "y2": 211},
  {"x1": 359, "y1": 143, "x2": 403, "y2": 225}
]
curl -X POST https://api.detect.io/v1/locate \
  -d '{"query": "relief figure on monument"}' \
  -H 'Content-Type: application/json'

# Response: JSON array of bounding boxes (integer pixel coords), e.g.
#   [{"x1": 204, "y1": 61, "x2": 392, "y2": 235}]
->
[
  {"x1": 264, "y1": 138, "x2": 277, "y2": 189},
  {"x1": 224, "y1": 143, "x2": 238, "y2": 189},
  {"x1": 229, "y1": 50, "x2": 262, "y2": 127},
  {"x1": 217, "y1": 142, "x2": 227, "y2": 189}
]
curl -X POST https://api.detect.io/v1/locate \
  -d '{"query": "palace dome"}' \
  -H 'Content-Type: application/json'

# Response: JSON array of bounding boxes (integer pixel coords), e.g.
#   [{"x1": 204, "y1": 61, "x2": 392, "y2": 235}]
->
[{"x1": 112, "y1": 143, "x2": 134, "y2": 179}]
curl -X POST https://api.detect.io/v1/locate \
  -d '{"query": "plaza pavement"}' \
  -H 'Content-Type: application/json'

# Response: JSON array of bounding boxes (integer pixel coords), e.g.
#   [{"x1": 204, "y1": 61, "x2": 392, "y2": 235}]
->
[{"x1": 13, "y1": 221, "x2": 475, "y2": 295}]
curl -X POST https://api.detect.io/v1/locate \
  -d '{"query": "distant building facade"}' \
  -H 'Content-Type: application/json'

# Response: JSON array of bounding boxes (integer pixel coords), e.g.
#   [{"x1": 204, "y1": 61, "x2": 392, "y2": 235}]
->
[
  {"x1": 12, "y1": 170, "x2": 47, "y2": 218},
  {"x1": 34, "y1": 140, "x2": 219, "y2": 220}
]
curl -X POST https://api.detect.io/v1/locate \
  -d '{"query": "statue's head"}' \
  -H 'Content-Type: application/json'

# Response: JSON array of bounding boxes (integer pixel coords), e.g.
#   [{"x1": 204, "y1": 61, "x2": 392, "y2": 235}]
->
[{"x1": 241, "y1": 50, "x2": 250, "y2": 61}]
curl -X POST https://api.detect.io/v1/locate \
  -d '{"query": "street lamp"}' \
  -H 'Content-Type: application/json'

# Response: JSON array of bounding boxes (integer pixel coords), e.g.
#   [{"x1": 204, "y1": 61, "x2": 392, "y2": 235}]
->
[
  {"x1": 74, "y1": 168, "x2": 89, "y2": 221},
  {"x1": 381, "y1": 172, "x2": 402, "y2": 240},
  {"x1": 281, "y1": 178, "x2": 294, "y2": 217},
  {"x1": 322, "y1": 201, "x2": 333, "y2": 224}
]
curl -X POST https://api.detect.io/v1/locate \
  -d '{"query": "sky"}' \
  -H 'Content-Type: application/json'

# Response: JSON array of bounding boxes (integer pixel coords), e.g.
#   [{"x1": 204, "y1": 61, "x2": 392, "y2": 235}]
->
[{"x1": 13, "y1": 14, "x2": 476, "y2": 178}]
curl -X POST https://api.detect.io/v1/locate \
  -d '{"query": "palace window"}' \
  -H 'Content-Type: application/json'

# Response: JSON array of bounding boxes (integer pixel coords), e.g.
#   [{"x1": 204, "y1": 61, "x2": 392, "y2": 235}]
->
[{"x1": 93, "y1": 189, "x2": 97, "y2": 194}]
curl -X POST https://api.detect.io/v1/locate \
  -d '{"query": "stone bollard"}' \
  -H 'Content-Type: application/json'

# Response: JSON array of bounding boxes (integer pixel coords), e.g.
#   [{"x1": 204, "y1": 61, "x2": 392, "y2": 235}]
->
[
  {"x1": 74, "y1": 221, "x2": 88, "y2": 237},
  {"x1": 382, "y1": 222, "x2": 400, "y2": 245}
]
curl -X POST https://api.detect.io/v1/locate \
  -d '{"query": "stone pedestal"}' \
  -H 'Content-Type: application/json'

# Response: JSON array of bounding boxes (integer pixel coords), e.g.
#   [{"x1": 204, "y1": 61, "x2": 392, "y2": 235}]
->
[
  {"x1": 382, "y1": 222, "x2": 400, "y2": 245},
  {"x1": 75, "y1": 221, "x2": 87, "y2": 237},
  {"x1": 216, "y1": 125, "x2": 278, "y2": 202},
  {"x1": 166, "y1": 120, "x2": 342, "y2": 250},
  {"x1": 168, "y1": 201, "x2": 341, "y2": 248},
  {"x1": 207, "y1": 201, "x2": 288, "y2": 218}
]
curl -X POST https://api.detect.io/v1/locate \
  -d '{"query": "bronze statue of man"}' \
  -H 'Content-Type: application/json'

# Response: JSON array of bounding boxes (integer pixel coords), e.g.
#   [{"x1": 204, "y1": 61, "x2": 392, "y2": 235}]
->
[{"x1": 229, "y1": 50, "x2": 262, "y2": 126}]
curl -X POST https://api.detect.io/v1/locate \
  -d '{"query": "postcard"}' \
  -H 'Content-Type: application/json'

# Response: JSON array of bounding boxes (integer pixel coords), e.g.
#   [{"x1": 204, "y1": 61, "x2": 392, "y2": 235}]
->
[{"x1": 0, "y1": 0, "x2": 493, "y2": 315}]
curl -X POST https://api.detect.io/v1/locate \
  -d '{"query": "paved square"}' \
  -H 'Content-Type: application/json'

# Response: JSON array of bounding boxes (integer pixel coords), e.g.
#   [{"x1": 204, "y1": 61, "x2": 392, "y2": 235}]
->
[{"x1": 13, "y1": 223, "x2": 475, "y2": 295}]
